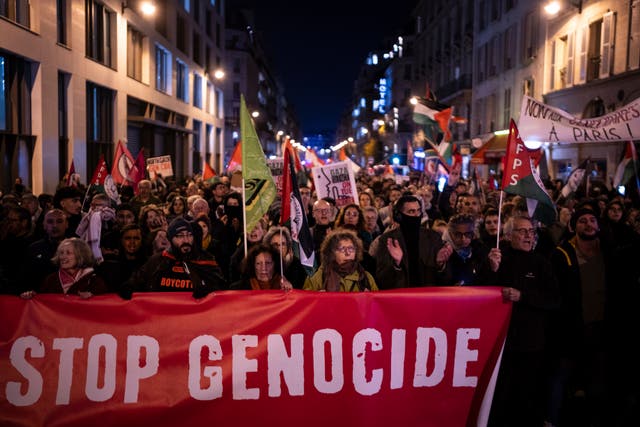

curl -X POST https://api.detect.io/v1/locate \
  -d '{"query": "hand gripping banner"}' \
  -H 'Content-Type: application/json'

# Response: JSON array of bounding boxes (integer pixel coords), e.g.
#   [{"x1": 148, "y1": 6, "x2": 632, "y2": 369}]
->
[{"x1": 0, "y1": 288, "x2": 510, "y2": 427}]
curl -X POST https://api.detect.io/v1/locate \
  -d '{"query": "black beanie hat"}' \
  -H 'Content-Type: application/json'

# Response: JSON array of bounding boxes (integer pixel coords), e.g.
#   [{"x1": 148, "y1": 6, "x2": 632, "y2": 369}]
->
[
  {"x1": 167, "y1": 217, "x2": 193, "y2": 240},
  {"x1": 570, "y1": 207, "x2": 598, "y2": 230}
]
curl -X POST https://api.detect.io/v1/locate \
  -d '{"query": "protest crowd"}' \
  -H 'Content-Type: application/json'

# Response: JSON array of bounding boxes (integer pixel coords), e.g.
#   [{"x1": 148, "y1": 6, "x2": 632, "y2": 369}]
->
[{"x1": 1, "y1": 157, "x2": 639, "y2": 427}]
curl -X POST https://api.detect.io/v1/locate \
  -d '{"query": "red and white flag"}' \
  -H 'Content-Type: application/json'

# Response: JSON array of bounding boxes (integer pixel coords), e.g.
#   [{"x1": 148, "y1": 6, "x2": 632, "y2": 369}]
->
[
  {"x1": 127, "y1": 150, "x2": 147, "y2": 193},
  {"x1": 111, "y1": 141, "x2": 135, "y2": 185}
]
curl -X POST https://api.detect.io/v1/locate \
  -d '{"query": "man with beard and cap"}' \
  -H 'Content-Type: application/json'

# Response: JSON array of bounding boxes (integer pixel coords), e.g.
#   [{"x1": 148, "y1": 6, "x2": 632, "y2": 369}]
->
[
  {"x1": 375, "y1": 195, "x2": 444, "y2": 289},
  {"x1": 546, "y1": 205, "x2": 619, "y2": 427},
  {"x1": 121, "y1": 217, "x2": 226, "y2": 299}
]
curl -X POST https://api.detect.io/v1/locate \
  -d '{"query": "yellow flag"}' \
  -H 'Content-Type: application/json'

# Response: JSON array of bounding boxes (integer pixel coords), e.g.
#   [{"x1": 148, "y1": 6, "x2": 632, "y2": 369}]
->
[{"x1": 240, "y1": 95, "x2": 276, "y2": 233}]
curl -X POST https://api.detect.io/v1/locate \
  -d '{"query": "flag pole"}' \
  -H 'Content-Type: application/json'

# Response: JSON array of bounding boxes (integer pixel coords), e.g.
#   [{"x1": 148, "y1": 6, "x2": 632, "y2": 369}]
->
[
  {"x1": 496, "y1": 190, "x2": 504, "y2": 249},
  {"x1": 278, "y1": 227, "x2": 284, "y2": 286},
  {"x1": 242, "y1": 176, "x2": 248, "y2": 257}
]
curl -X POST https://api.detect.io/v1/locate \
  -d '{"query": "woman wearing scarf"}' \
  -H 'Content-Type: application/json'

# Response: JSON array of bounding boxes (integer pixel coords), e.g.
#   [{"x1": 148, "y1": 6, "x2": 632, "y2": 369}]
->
[
  {"x1": 230, "y1": 244, "x2": 293, "y2": 291},
  {"x1": 39, "y1": 237, "x2": 108, "y2": 298},
  {"x1": 304, "y1": 229, "x2": 378, "y2": 292}
]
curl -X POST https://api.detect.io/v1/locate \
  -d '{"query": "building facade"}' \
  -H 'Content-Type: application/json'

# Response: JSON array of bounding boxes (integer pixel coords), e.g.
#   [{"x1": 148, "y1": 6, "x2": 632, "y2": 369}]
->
[{"x1": 0, "y1": 0, "x2": 228, "y2": 194}]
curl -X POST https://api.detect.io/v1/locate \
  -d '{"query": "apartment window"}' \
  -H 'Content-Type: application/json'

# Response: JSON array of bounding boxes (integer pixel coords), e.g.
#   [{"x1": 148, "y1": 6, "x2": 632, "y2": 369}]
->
[
  {"x1": 176, "y1": 59, "x2": 189, "y2": 102},
  {"x1": 86, "y1": 82, "x2": 114, "y2": 179},
  {"x1": 193, "y1": 73, "x2": 202, "y2": 108},
  {"x1": 488, "y1": 35, "x2": 500, "y2": 77},
  {"x1": 216, "y1": 23, "x2": 220, "y2": 48},
  {"x1": 216, "y1": 88, "x2": 223, "y2": 119},
  {"x1": 0, "y1": 53, "x2": 33, "y2": 133},
  {"x1": 478, "y1": 1, "x2": 486, "y2": 31},
  {"x1": 598, "y1": 12, "x2": 615, "y2": 79},
  {"x1": 193, "y1": 120, "x2": 202, "y2": 171},
  {"x1": 233, "y1": 58, "x2": 241, "y2": 74},
  {"x1": 58, "y1": 72, "x2": 70, "y2": 180},
  {"x1": 491, "y1": 0, "x2": 501, "y2": 21},
  {"x1": 193, "y1": 31, "x2": 202, "y2": 65},
  {"x1": 127, "y1": 26, "x2": 144, "y2": 81},
  {"x1": 477, "y1": 43, "x2": 486, "y2": 82},
  {"x1": 86, "y1": 0, "x2": 114, "y2": 67},
  {"x1": 177, "y1": 15, "x2": 188, "y2": 54},
  {"x1": 523, "y1": 77, "x2": 534, "y2": 97},
  {"x1": 550, "y1": 34, "x2": 574, "y2": 90},
  {"x1": 192, "y1": 0, "x2": 200, "y2": 24},
  {"x1": 57, "y1": 0, "x2": 69, "y2": 45},
  {"x1": 522, "y1": 11, "x2": 538, "y2": 64},
  {"x1": 503, "y1": 24, "x2": 516, "y2": 70},
  {"x1": 503, "y1": 88, "x2": 511, "y2": 129},
  {"x1": 156, "y1": 44, "x2": 171, "y2": 93},
  {"x1": 232, "y1": 82, "x2": 240, "y2": 100},
  {"x1": 0, "y1": 0, "x2": 30, "y2": 27},
  {"x1": 205, "y1": 9, "x2": 212, "y2": 37},
  {"x1": 206, "y1": 81, "x2": 213, "y2": 113}
]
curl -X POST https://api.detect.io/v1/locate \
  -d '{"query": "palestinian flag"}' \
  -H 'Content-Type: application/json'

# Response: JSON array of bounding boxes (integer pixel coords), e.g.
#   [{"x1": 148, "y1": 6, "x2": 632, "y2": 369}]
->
[
  {"x1": 413, "y1": 97, "x2": 453, "y2": 141},
  {"x1": 613, "y1": 141, "x2": 638, "y2": 188},
  {"x1": 502, "y1": 120, "x2": 556, "y2": 226}
]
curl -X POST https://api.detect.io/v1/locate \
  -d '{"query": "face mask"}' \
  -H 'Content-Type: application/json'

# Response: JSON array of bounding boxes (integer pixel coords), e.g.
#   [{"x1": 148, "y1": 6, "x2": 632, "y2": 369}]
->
[
  {"x1": 400, "y1": 213, "x2": 421, "y2": 229},
  {"x1": 225, "y1": 205, "x2": 242, "y2": 219}
]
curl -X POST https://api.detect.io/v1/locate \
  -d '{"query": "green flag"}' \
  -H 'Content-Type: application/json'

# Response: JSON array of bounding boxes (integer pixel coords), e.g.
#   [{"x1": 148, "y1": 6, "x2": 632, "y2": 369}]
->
[
  {"x1": 240, "y1": 95, "x2": 277, "y2": 234},
  {"x1": 502, "y1": 120, "x2": 557, "y2": 226}
]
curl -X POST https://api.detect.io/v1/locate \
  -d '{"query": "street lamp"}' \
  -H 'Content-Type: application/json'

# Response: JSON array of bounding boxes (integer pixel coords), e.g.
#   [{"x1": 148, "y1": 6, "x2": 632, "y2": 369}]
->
[
  {"x1": 122, "y1": 1, "x2": 156, "y2": 16},
  {"x1": 251, "y1": 111, "x2": 260, "y2": 118},
  {"x1": 544, "y1": 0, "x2": 582, "y2": 16},
  {"x1": 213, "y1": 68, "x2": 225, "y2": 80}
]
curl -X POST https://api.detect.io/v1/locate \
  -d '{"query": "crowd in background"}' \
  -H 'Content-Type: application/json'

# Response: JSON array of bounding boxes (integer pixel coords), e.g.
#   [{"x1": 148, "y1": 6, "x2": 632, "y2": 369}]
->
[{"x1": 1, "y1": 167, "x2": 639, "y2": 427}]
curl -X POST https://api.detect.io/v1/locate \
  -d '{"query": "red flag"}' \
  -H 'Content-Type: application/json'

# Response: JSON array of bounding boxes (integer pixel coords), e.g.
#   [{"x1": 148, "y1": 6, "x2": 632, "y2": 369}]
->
[
  {"x1": 90, "y1": 154, "x2": 109, "y2": 186},
  {"x1": 226, "y1": 140, "x2": 242, "y2": 173},
  {"x1": 66, "y1": 160, "x2": 76, "y2": 187},
  {"x1": 338, "y1": 147, "x2": 348, "y2": 161},
  {"x1": 127, "y1": 150, "x2": 146, "y2": 192},
  {"x1": 203, "y1": 161, "x2": 217, "y2": 181},
  {"x1": 282, "y1": 137, "x2": 303, "y2": 171},
  {"x1": 502, "y1": 120, "x2": 556, "y2": 225},
  {"x1": 111, "y1": 141, "x2": 135, "y2": 185}
]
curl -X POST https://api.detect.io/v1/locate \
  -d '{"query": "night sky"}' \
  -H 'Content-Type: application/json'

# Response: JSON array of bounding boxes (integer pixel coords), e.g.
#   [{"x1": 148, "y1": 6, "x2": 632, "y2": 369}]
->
[{"x1": 233, "y1": 0, "x2": 418, "y2": 136}]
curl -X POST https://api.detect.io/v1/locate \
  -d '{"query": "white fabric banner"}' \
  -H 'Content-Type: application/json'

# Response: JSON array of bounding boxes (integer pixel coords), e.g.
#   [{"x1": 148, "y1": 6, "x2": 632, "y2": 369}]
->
[{"x1": 518, "y1": 95, "x2": 640, "y2": 144}]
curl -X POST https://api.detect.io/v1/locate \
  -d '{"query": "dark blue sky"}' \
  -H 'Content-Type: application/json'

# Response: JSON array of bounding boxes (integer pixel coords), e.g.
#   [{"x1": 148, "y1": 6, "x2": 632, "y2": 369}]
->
[{"x1": 234, "y1": 0, "x2": 417, "y2": 136}]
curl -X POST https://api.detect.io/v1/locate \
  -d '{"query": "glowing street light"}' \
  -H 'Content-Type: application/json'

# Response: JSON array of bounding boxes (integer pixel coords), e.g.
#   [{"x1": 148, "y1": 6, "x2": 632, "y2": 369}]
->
[{"x1": 213, "y1": 68, "x2": 225, "y2": 80}]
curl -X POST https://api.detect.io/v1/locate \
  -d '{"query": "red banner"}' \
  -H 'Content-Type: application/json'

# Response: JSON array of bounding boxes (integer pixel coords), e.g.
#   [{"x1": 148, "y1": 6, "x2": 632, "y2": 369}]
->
[{"x1": 0, "y1": 288, "x2": 510, "y2": 427}]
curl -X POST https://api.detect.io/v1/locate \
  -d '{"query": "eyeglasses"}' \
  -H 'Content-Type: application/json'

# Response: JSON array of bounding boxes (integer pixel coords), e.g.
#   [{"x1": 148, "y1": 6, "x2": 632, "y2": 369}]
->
[
  {"x1": 344, "y1": 211, "x2": 359, "y2": 217},
  {"x1": 451, "y1": 231, "x2": 475, "y2": 239},
  {"x1": 336, "y1": 246, "x2": 356, "y2": 255},
  {"x1": 513, "y1": 228, "x2": 536, "y2": 236},
  {"x1": 314, "y1": 208, "x2": 330, "y2": 214}
]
